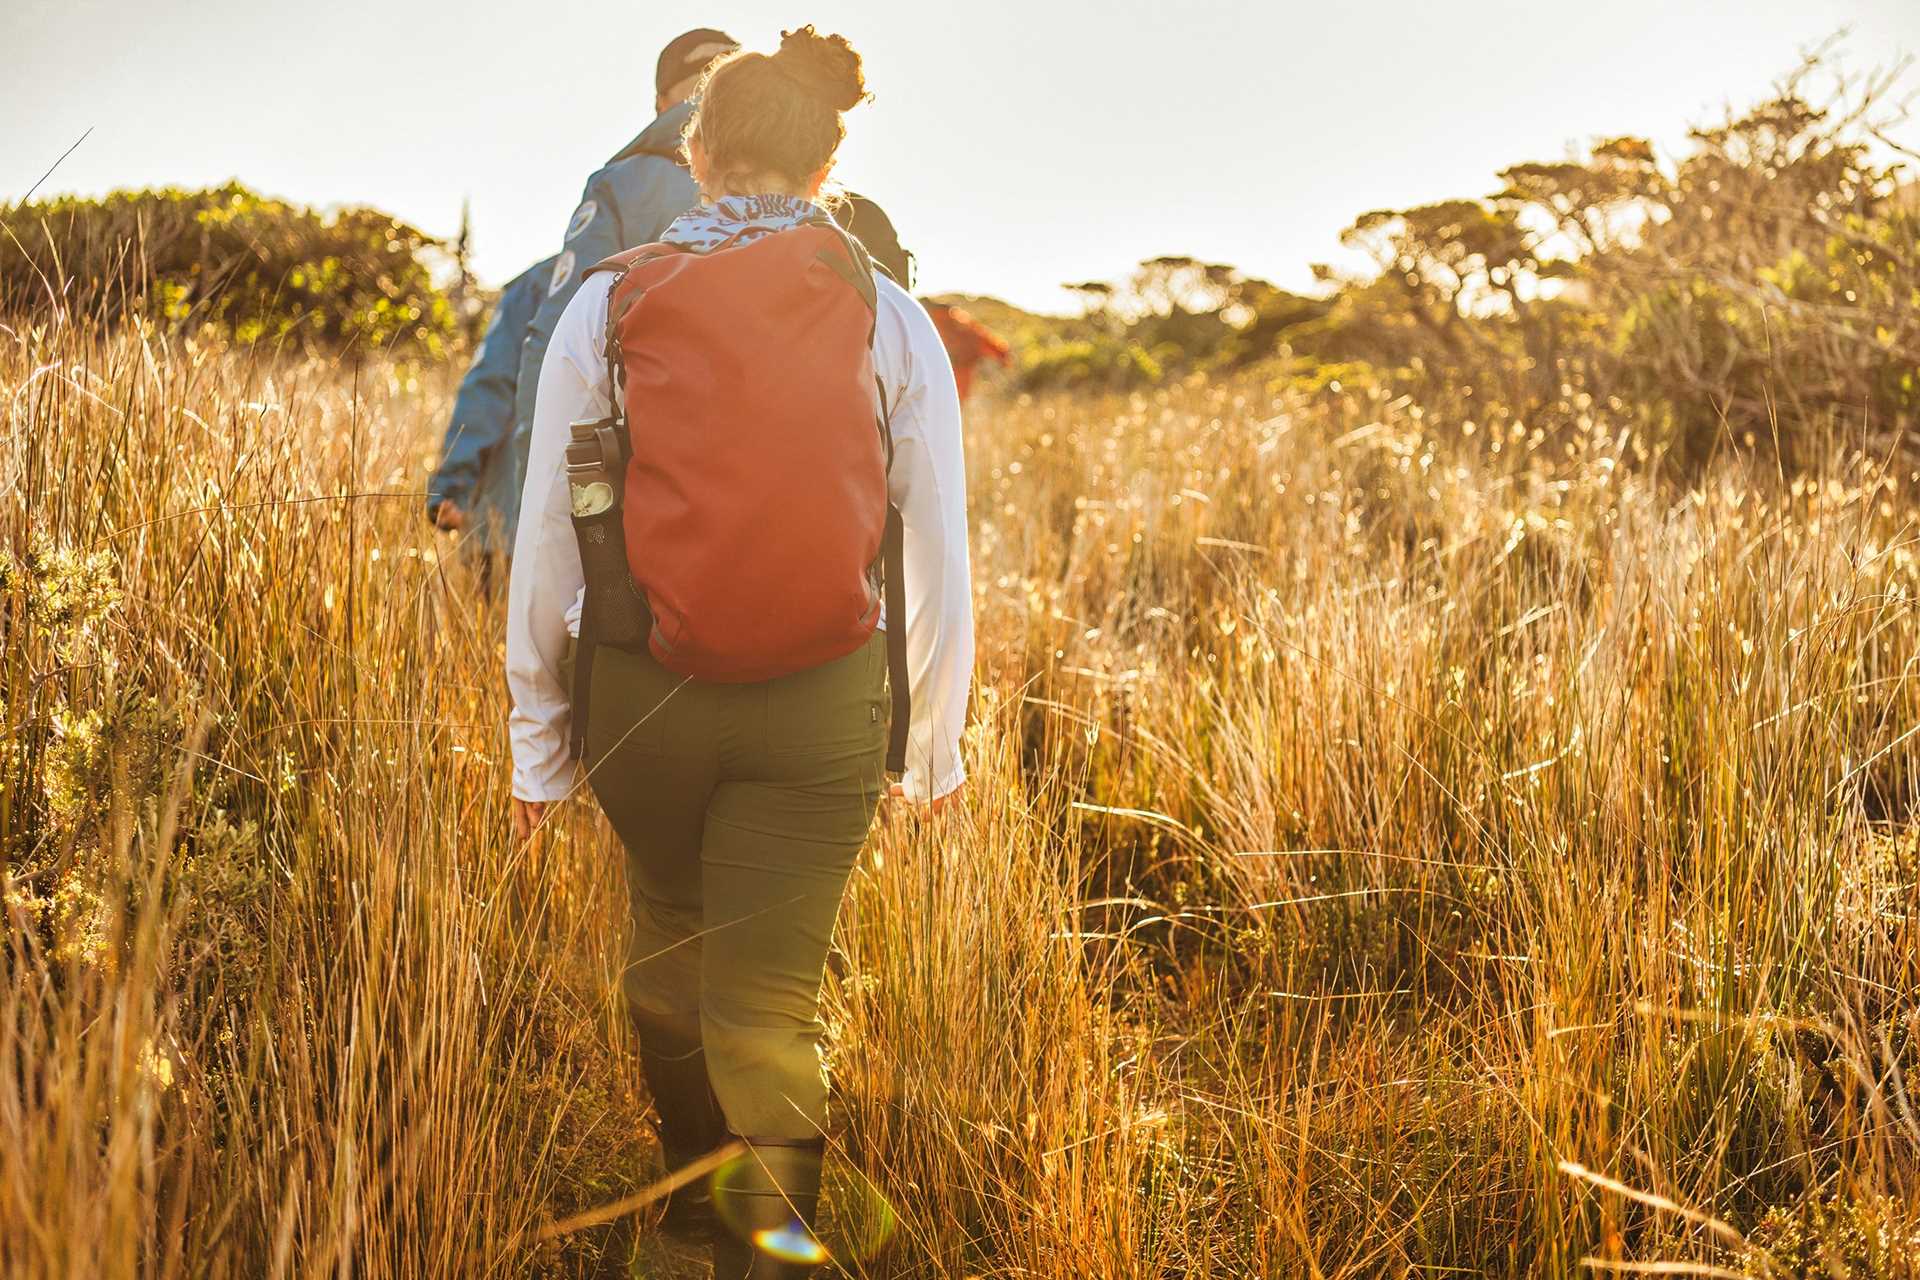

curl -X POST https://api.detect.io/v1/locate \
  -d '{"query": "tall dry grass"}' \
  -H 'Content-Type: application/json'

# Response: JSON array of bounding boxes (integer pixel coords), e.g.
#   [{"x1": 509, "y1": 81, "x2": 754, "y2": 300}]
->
[{"x1": 3, "y1": 304, "x2": 1917, "y2": 1278}]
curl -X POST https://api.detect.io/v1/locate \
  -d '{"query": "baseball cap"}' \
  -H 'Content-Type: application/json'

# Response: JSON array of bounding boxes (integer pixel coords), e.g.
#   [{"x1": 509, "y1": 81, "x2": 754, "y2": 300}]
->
[{"x1": 657, "y1": 28, "x2": 739, "y2": 97}]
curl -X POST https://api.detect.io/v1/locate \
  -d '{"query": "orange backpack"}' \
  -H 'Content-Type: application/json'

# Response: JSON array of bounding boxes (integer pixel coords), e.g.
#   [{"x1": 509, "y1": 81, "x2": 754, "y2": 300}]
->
[{"x1": 572, "y1": 222, "x2": 909, "y2": 771}]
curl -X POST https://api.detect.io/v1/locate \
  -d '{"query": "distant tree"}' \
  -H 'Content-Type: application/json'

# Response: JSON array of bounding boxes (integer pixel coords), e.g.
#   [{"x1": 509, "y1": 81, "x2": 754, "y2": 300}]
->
[
  {"x1": 1287, "y1": 48, "x2": 1920, "y2": 464},
  {"x1": 1322, "y1": 199, "x2": 1554, "y2": 403},
  {"x1": 1064, "y1": 280, "x2": 1120, "y2": 335}
]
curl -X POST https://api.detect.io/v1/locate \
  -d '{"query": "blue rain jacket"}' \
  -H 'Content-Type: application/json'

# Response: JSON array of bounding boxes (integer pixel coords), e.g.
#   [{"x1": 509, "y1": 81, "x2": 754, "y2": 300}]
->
[
  {"x1": 426, "y1": 255, "x2": 554, "y2": 549},
  {"x1": 506, "y1": 101, "x2": 702, "y2": 528}
]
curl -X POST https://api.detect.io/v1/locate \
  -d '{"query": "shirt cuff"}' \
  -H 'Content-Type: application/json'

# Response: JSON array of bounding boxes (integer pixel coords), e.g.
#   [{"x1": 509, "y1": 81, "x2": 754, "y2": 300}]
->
[
  {"x1": 425, "y1": 482, "x2": 470, "y2": 516},
  {"x1": 906, "y1": 762, "x2": 966, "y2": 804},
  {"x1": 512, "y1": 756, "x2": 577, "y2": 803}
]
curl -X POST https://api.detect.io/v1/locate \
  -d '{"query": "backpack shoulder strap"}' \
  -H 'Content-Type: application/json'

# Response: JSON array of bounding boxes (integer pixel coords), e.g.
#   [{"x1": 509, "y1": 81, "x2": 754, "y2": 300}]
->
[
  {"x1": 592, "y1": 242, "x2": 689, "y2": 409},
  {"x1": 805, "y1": 217, "x2": 880, "y2": 317},
  {"x1": 882, "y1": 503, "x2": 909, "y2": 776},
  {"x1": 826, "y1": 216, "x2": 908, "y2": 772},
  {"x1": 585, "y1": 240, "x2": 683, "y2": 280},
  {"x1": 813, "y1": 217, "x2": 908, "y2": 772}
]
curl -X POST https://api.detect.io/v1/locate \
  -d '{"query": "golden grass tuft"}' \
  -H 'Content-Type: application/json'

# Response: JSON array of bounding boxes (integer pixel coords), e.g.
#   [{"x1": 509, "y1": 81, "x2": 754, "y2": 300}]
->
[{"x1": 3, "y1": 311, "x2": 1916, "y2": 1277}]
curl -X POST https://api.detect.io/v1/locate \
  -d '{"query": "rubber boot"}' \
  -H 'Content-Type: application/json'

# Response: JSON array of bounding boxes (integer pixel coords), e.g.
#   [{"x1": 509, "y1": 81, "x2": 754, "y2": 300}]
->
[
  {"x1": 635, "y1": 1023, "x2": 728, "y2": 1236},
  {"x1": 710, "y1": 1136, "x2": 828, "y2": 1280}
]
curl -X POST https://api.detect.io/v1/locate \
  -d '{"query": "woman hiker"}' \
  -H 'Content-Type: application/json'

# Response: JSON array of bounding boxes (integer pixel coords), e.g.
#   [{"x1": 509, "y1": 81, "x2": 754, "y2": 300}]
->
[{"x1": 505, "y1": 27, "x2": 973, "y2": 1279}]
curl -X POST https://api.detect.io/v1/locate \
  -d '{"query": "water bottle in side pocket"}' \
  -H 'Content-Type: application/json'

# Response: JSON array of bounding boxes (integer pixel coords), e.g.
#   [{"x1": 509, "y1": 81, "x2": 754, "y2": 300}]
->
[{"x1": 566, "y1": 416, "x2": 652, "y2": 651}]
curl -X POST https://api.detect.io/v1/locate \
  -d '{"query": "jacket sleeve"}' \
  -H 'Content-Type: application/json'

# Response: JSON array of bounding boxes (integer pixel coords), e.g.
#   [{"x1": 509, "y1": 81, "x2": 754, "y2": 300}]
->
[
  {"x1": 427, "y1": 261, "x2": 546, "y2": 518},
  {"x1": 879, "y1": 283, "x2": 975, "y2": 801},
  {"x1": 510, "y1": 166, "x2": 630, "y2": 503},
  {"x1": 507, "y1": 275, "x2": 613, "y2": 802},
  {"x1": 509, "y1": 159, "x2": 699, "y2": 527}
]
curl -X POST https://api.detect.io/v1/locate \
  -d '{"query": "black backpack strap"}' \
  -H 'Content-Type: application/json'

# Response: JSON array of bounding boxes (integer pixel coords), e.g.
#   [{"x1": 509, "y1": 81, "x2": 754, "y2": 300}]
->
[
  {"x1": 603, "y1": 268, "x2": 630, "y2": 410},
  {"x1": 882, "y1": 504, "x2": 910, "y2": 776},
  {"x1": 569, "y1": 253, "x2": 667, "y2": 759},
  {"x1": 861, "y1": 305, "x2": 910, "y2": 778},
  {"x1": 568, "y1": 268, "x2": 633, "y2": 761},
  {"x1": 569, "y1": 634, "x2": 596, "y2": 761},
  {"x1": 869, "y1": 358, "x2": 910, "y2": 776},
  {"x1": 811, "y1": 216, "x2": 880, "y2": 318}
]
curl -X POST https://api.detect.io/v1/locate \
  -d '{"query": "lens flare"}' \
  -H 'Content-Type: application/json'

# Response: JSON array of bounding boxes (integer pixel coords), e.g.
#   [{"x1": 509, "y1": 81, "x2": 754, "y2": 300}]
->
[
  {"x1": 708, "y1": 1151, "x2": 900, "y2": 1264},
  {"x1": 753, "y1": 1219, "x2": 831, "y2": 1264}
]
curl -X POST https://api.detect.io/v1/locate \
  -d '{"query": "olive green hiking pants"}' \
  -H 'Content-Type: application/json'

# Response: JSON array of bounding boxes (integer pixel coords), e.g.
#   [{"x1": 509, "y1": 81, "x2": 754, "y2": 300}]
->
[{"x1": 583, "y1": 632, "x2": 888, "y2": 1139}]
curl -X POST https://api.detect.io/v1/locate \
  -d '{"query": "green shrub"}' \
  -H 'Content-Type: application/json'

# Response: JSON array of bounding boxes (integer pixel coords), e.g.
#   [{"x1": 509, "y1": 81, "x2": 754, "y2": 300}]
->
[
  {"x1": 1743, "y1": 1192, "x2": 1920, "y2": 1278},
  {"x1": 1611, "y1": 209, "x2": 1920, "y2": 468},
  {"x1": 1018, "y1": 335, "x2": 1163, "y2": 391},
  {"x1": 1, "y1": 183, "x2": 456, "y2": 354}
]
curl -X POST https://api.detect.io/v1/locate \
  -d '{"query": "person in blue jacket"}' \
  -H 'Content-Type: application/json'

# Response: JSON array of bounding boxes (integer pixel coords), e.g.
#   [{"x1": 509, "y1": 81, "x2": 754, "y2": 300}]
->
[
  {"x1": 505, "y1": 28, "x2": 739, "y2": 530},
  {"x1": 425, "y1": 255, "x2": 554, "y2": 552}
]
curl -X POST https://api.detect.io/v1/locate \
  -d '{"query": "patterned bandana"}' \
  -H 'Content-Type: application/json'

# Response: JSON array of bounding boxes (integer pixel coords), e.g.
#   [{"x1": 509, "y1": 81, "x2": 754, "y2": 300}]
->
[{"x1": 660, "y1": 193, "x2": 832, "y2": 252}]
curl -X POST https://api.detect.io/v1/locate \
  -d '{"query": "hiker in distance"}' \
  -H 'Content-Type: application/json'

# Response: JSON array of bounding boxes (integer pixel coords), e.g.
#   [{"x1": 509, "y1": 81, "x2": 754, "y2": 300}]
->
[
  {"x1": 424, "y1": 198, "x2": 916, "y2": 571},
  {"x1": 423, "y1": 190, "x2": 916, "y2": 567},
  {"x1": 503, "y1": 26, "x2": 740, "y2": 534},
  {"x1": 427, "y1": 26, "x2": 919, "y2": 555},
  {"x1": 423, "y1": 254, "x2": 553, "y2": 561},
  {"x1": 425, "y1": 29, "x2": 733, "y2": 557},
  {"x1": 505, "y1": 26, "x2": 973, "y2": 1280},
  {"x1": 925, "y1": 300, "x2": 1011, "y2": 402}
]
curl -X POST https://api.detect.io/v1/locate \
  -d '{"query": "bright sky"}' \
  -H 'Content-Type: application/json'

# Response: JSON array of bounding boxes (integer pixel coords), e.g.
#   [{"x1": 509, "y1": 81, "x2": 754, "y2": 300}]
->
[{"x1": 5, "y1": 0, "x2": 1918, "y2": 312}]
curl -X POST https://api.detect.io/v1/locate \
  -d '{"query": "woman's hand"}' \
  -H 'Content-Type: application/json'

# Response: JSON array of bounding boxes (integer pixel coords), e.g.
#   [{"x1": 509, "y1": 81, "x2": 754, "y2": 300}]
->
[
  {"x1": 512, "y1": 797, "x2": 549, "y2": 842},
  {"x1": 887, "y1": 780, "x2": 964, "y2": 819}
]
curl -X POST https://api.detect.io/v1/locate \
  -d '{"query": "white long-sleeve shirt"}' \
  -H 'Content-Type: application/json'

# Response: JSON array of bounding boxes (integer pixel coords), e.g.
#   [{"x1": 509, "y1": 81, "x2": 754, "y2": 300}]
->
[{"x1": 506, "y1": 269, "x2": 974, "y2": 803}]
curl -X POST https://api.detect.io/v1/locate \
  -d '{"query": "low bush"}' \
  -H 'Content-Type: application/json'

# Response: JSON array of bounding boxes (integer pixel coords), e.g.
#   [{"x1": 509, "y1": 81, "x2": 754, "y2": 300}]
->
[{"x1": 0, "y1": 183, "x2": 457, "y2": 354}]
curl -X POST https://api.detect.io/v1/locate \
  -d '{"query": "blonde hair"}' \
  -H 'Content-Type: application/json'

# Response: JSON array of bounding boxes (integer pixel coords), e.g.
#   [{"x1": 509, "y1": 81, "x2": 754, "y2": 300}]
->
[{"x1": 689, "y1": 26, "x2": 867, "y2": 195}]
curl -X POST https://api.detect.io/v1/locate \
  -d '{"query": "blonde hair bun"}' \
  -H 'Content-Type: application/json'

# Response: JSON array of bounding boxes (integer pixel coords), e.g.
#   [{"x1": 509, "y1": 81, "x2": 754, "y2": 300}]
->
[{"x1": 772, "y1": 26, "x2": 866, "y2": 112}]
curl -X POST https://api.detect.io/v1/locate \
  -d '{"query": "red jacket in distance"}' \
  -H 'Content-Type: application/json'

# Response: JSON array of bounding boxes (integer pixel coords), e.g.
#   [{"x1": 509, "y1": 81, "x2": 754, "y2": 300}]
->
[{"x1": 924, "y1": 302, "x2": 1010, "y2": 402}]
